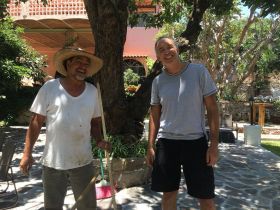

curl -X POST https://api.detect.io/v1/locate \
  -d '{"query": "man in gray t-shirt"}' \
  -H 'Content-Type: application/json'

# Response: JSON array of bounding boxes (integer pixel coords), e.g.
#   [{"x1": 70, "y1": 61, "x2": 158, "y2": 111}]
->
[{"x1": 146, "y1": 37, "x2": 219, "y2": 210}]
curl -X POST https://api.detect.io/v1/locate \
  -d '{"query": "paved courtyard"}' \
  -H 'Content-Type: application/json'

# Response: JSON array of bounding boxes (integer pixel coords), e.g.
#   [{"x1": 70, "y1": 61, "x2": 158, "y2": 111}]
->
[{"x1": 0, "y1": 126, "x2": 279, "y2": 210}]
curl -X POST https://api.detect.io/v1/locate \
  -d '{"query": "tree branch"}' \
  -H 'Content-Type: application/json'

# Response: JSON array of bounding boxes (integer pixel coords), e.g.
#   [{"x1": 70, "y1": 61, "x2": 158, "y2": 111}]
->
[{"x1": 180, "y1": 0, "x2": 211, "y2": 50}]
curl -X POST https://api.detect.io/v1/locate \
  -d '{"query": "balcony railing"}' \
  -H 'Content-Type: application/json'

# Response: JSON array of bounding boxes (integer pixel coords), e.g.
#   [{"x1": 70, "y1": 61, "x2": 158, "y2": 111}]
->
[
  {"x1": 8, "y1": 0, "x2": 159, "y2": 20},
  {"x1": 8, "y1": 0, "x2": 87, "y2": 20}
]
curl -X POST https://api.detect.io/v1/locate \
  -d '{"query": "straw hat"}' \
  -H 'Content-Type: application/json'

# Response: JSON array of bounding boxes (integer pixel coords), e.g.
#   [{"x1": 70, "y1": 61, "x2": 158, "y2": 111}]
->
[{"x1": 54, "y1": 47, "x2": 103, "y2": 77}]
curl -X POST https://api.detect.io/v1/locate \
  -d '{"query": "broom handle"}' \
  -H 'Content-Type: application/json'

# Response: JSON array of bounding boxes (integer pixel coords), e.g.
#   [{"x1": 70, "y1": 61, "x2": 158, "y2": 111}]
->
[
  {"x1": 97, "y1": 83, "x2": 117, "y2": 210},
  {"x1": 98, "y1": 150, "x2": 105, "y2": 179},
  {"x1": 70, "y1": 176, "x2": 97, "y2": 210},
  {"x1": 97, "y1": 83, "x2": 107, "y2": 141}
]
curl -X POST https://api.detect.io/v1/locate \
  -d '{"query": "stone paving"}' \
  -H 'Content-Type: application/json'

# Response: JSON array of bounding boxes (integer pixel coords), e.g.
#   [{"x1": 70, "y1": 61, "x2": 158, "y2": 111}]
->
[{"x1": 0, "y1": 126, "x2": 280, "y2": 210}]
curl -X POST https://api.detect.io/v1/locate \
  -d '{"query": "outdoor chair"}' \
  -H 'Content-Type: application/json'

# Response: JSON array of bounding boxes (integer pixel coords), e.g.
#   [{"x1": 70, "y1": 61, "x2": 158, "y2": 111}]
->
[{"x1": 0, "y1": 141, "x2": 18, "y2": 209}]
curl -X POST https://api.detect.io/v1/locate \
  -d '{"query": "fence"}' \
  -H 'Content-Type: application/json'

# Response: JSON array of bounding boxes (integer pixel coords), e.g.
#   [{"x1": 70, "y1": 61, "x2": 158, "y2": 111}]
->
[{"x1": 8, "y1": 0, "x2": 87, "y2": 19}]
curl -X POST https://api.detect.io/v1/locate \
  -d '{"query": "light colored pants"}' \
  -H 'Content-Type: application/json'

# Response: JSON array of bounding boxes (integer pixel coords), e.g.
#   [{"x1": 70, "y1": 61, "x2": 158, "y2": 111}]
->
[{"x1": 42, "y1": 163, "x2": 96, "y2": 210}]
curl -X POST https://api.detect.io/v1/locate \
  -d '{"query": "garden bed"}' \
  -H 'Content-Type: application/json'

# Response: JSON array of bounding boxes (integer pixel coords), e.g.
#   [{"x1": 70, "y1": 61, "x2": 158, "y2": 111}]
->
[{"x1": 93, "y1": 157, "x2": 151, "y2": 189}]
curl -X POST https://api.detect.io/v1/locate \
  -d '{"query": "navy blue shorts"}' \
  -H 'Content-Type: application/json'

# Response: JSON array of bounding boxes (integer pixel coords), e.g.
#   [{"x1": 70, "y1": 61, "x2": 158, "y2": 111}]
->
[{"x1": 151, "y1": 136, "x2": 215, "y2": 199}]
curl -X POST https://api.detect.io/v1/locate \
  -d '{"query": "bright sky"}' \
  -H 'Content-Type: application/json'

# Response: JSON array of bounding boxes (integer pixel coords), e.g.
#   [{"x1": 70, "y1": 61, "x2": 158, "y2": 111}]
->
[{"x1": 240, "y1": 4, "x2": 250, "y2": 17}]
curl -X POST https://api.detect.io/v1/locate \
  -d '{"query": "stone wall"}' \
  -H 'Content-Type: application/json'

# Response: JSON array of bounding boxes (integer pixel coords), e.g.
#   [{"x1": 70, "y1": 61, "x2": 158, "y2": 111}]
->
[
  {"x1": 218, "y1": 101, "x2": 277, "y2": 123},
  {"x1": 15, "y1": 110, "x2": 32, "y2": 125},
  {"x1": 268, "y1": 71, "x2": 280, "y2": 98},
  {"x1": 219, "y1": 101, "x2": 250, "y2": 122}
]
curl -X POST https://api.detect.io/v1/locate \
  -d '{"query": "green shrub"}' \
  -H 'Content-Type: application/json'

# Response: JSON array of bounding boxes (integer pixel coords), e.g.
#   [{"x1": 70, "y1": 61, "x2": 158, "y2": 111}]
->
[
  {"x1": 124, "y1": 68, "x2": 140, "y2": 96},
  {"x1": 0, "y1": 86, "x2": 40, "y2": 125},
  {"x1": 124, "y1": 68, "x2": 140, "y2": 87},
  {"x1": 0, "y1": 18, "x2": 46, "y2": 87},
  {"x1": 272, "y1": 100, "x2": 280, "y2": 113},
  {"x1": 92, "y1": 135, "x2": 148, "y2": 158},
  {"x1": 145, "y1": 57, "x2": 155, "y2": 75},
  {"x1": 0, "y1": 18, "x2": 46, "y2": 125}
]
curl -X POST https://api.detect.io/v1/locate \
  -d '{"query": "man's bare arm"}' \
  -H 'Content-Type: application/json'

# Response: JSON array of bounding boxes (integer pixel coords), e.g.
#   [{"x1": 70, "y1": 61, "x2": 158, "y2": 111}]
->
[
  {"x1": 204, "y1": 94, "x2": 219, "y2": 166},
  {"x1": 20, "y1": 113, "x2": 45, "y2": 175},
  {"x1": 146, "y1": 105, "x2": 161, "y2": 166}
]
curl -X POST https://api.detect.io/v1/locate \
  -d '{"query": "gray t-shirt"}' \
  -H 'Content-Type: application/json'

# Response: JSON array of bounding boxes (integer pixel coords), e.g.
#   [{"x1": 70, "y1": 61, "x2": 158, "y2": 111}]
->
[{"x1": 151, "y1": 63, "x2": 217, "y2": 140}]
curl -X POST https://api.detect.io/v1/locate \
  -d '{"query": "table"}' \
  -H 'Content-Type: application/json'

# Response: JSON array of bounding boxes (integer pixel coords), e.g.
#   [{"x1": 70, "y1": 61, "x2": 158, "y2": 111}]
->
[
  {"x1": 206, "y1": 128, "x2": 236, "y2": 144},
  {"x1": 252, "y1": 103, "x2": 273, "y2": 127}
]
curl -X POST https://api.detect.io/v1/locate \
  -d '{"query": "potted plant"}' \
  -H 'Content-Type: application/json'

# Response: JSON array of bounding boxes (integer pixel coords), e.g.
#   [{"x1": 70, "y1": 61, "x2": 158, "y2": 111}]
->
[{"x1": 123, "y1": 68, "x2": 140, "y2": 96}]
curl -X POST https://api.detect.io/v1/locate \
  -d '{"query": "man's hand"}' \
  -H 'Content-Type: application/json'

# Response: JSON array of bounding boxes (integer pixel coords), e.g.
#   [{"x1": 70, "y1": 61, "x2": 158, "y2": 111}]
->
[
  {"x1": 20, "y1": 155, "x2": 34, "y2": 176},
  {"x1": 146, "y1": 148, "x2": 155, "y2": 167},
  {"x1": 97, "y1": 140, "x2": 112, "y2": 152},
  {"x1": 206, "y1": 144, "x2": 219, "y2": 166}
]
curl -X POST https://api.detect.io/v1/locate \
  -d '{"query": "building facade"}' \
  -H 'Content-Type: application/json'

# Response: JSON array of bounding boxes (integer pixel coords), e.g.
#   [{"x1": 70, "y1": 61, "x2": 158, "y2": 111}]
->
[{"x1": 8, "y1": 0, "x2": 159, "y2": 77}]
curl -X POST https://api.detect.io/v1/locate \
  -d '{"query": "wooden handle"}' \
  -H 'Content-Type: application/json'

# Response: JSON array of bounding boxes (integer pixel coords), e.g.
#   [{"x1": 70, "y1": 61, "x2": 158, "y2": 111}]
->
[
  {"x1": 97, "y1": 83, "x2": 107, "y2": 141},
  {"x1": 97, "y1": 83, "x2": 117, "y2": 210},
  {"x1": 70, "y1": 176, "x2": 96, "y2": 210}
]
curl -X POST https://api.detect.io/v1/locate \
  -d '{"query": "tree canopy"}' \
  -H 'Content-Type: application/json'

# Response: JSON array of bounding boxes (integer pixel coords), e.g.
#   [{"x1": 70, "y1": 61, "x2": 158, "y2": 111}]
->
[
  {"x1": 129, "y1": 0, "x2": 280, "y2": 49},
  {"x1": 156, "y1": 1, "x2": 280, "y2": 101},
  {"x1": 2, "y1": 0, "x2": 280, "y2": 139}
]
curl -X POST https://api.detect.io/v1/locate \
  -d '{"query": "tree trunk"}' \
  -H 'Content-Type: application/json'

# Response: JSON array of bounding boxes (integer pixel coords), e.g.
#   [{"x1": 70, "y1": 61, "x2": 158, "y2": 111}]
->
[
  {"x1": 84, "y1": 0, "x2": 162, "y2": 142},
  {"x1": 83, "y1": 0, "x2": 211, "y2": 142},
  {"x1": 84, "y1": 0, "x2": 129, "y2": 136},
  {"x1": 180, "y1": 0, "x2": 210, "y2": 50}
]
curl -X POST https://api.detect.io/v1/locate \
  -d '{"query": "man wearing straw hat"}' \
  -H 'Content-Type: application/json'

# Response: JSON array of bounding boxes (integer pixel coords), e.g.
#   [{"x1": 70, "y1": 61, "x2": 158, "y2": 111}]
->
[{"x1": 20, "y1": 47, "x2": 111, "y2": 210}]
